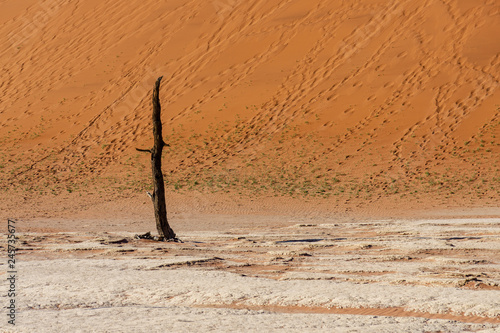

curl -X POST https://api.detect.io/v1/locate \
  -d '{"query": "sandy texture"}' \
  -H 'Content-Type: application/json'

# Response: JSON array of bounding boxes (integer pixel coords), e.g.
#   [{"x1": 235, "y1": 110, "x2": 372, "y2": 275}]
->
[{"x1": 0, "y1": 0, "x2": 499, "y2": 207}]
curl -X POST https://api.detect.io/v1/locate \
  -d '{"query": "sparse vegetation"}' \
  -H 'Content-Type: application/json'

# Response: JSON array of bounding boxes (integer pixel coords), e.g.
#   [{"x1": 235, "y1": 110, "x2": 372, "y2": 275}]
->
[{"x1": 1, "y1": 104, "x2": 498, "y2": 203}]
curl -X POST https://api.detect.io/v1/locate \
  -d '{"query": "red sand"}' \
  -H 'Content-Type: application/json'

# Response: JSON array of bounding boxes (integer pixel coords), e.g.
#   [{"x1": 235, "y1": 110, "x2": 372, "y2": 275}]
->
[{"x1": 0, "y1": 0, "x2": 498, "y2": 214}]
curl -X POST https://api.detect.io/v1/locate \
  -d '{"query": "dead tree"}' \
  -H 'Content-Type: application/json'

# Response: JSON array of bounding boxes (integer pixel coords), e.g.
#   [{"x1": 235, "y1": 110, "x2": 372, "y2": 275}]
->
[{"x1": 136, "y1": 76, "x2": 176, "y2": 241}]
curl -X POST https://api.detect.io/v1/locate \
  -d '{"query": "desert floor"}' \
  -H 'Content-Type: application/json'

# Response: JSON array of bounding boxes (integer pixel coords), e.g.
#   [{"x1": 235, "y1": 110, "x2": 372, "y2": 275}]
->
[{"x1": 1, "y1": 193, "x2": 499, "y2": 332}]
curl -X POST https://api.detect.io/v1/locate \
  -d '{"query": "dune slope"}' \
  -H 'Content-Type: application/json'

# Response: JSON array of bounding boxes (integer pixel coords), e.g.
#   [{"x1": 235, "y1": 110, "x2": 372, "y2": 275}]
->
[{"x1": 1, "y1": 0, "x2": 499, "y2": 205}]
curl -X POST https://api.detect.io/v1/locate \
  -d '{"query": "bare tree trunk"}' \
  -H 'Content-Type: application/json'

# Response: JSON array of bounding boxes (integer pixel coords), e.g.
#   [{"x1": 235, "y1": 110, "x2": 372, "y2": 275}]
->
[{"x1": 137, "y1": 76, "x2": 176, "y2": 241}]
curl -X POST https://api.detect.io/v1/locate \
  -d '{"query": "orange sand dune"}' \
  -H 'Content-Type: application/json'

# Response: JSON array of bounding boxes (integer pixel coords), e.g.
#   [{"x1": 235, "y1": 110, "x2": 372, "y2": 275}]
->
[{"x1": 0, "y1": 0, "x2": 499, "y2": 209}]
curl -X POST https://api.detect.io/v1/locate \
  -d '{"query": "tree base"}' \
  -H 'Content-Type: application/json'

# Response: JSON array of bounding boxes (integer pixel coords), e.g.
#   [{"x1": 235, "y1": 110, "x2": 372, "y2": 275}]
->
[{"x1": 134, "y1": 231, "x2": 182, "y2": 242}]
